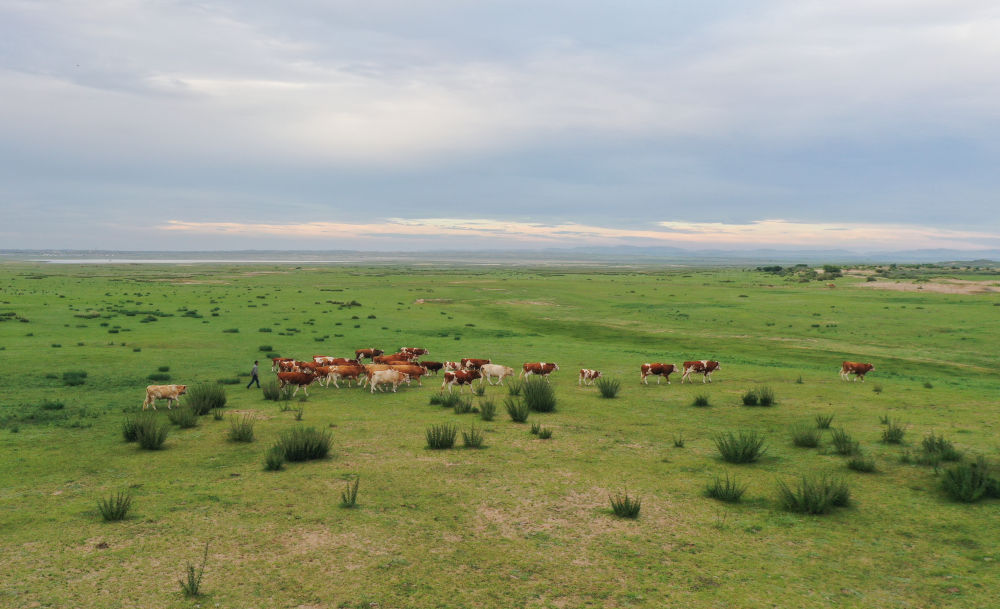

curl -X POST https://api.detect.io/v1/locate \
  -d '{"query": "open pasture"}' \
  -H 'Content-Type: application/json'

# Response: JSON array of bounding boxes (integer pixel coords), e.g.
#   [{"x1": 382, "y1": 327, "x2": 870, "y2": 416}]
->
[{"x1": 1, "y1": 262, "x2": 999, "y2": 608}]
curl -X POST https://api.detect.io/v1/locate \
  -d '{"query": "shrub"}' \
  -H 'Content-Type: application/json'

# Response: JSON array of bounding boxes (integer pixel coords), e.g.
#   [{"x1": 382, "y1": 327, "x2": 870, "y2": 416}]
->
[
  {"x1": 147, "y1": 372, "x2": 171, "y2": 382},
  {"x1": 222, "y1": 328, "x2": 239, "y2": 333},
  {"x1": 920, "y1": 433, "x2": 962, "y2": 464},
  {"x1": 791, "y1": 424, "x2": 821, "y2": 448},
  {"x1": 426, "y1": 423, "x2": 457, "y2": 449},
  {"x1": 595, "y1": 377, "x2": 621, "y2": 398},
  {"x1": 97, "y1": 491, "x2": 133, "y2": 521},
  {"x1": 63, "y1": 370, "x2": 88, "y2": 386},
  {"x1": 122, "y1": 415, "x2": 141, "y2": 442},
  {"x1": 276, "y1": 427, "x2": 332, "y2": 461},
  {"x1": 428, "y1": 394, "x2": 443, "y2": 406},
  {"x1": 757, "y1": 385, "x2": 775, "y2": 406},
  {"x1": 258, "y1": 345, "x2": 273, "y2": 351},
  {"x1": 672, "y1": 433, "x2": 685, "y2": 448},
  {"x1": 185, "y1": 383, "x2": 227, "y2": 415},
  {"x1": 692, "y1": 394, "x2": 711, "y2": 407},
  {"x1": 714, "y1": 430, "x2": 767, "y2": 463},
  {"x1": 530, "y1": 422, "x2": 541, "y2": 435},
  {"x1": 179, "y1": 542, "x2": 209, "y2": 597},
  {"x1": 479, "y1": 399, "x2": 496, "y2": 421},
  {"x1": 815, "y1": 414, "x2": 834, "y2": 429},
  {"x1": 881, "y1": 420, "x2": 905, "y2": 444},
  {"x1": 923, "y1": 381, "x2": 934, "y2": 389},
  {"x1": 462, "y1": 426, "x2": 485, "y2": 448},
  {"x1": 438, "y1": 392, "x2": 464, "y2": 409},
  {"x1": 474, "y1": 385, "x2": 486, "y2": 397},
  {"x1": 211, "y1": 408, "x2": 224, "y2": 421},
  {"x1": 609, "y1": 490, "x2": 641, "y2": 518},
  {"x1": 830, "y1": 428, "x2": 860, "y2": 456},
  {"x1": 777, "y1": 475, "x2": 850, "y2": 514},
  {"x1": 264, "y1": 446, "x2": 285, "y2": 471},
  {"x1": 167, "y1": 407, "x2": 199, "y2": 429},
  {"x1": 216, "y1": 378, "x2": 241, "y2": 385},
  {"x1": 262, "y1": 380, "x2": 291, "y2": 401},
  {"x1": 537, "y1": 427, "x2": 553, "y2": 440},
  {"x1": 258, "y1": 327, "x2": 272, "y2": 333},
  {"x1": 847, "y1": 455, "x2": 877, "y2": 472},
  {"x1": 157, "y1": 366, "x2": 170, "y2": 372},
  {"x1": 740, "y1": 388, "x2": 759, "y2": 406},
  {"x1": 872, "y1": 384, "x2": 883, "y2": 395},
  {"x1": 135, "y1": 415, "x2": 169, "y2": 450},
  {"x1": 40, "y1": 399, "x2": 64, "y2": 411},
  {"x1": 453, "y1": 397, "x2": 473, "y2": 415},
  {"x1": 506, "y1": 379, "x2": 524, "y2": 396},
  {"x1": 941, "y1": 457, "x2": 999, "y2": 503},
  {"x1": 522, "y1": 377, "x2": 556, "y2": 412},
  {"x1": 228, "y1": 415, "x2": 255, "y2": 442},
  {"x1": 705, "y1": 474, "x2": 747, "y2": 503},
  {"x1": 340, "y1": 478, "x2": 360, "y2": 508},
  {"x1": 505, "y1": 397, "x2": 530, "y2": 423}
]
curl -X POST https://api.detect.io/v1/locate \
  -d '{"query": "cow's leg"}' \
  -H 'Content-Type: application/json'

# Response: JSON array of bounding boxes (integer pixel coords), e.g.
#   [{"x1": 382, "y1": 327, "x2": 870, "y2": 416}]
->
[{"x1": 656, "y1": 375, "x2": 661, "y2": 385}]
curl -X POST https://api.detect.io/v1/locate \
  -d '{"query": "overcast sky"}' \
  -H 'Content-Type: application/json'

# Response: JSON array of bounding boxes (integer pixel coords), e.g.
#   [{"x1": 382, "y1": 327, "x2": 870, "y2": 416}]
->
[{"x1": 2, "y1": 0, "x2": 999, "y2": 251}]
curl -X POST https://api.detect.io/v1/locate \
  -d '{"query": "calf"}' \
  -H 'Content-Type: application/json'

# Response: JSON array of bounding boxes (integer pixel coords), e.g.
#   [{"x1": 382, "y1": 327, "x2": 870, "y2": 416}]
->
[
  {"x1": 461, "y1": 358, "x2": 491, "y2": 370},
  {"x1": 419, "y1": 361, "x2": 444, "y2": 375},
  {"x1": 520, "y1": 362, "x2": 559, "y2": 382},
  {"x1": 681, "y1": 360, "x2": 721, "y2": 384},
  {"x1": 480, "y1": 363, "x2": 515, "y2": 386},
  {"x1": 370, "y1": 369, "x2": 409, "y2": 393},
  {"x1": 277, "y1": 372, "x2": 320, "y2": 397},
  {"x1": 640, "y1": 363, "x2": 678, "y2": 385},
  {"x1": 143, "y1": 384, "x2": 187, "y2": 410},
  {"x1": 579, "y1": 369, "x2": 602, "y2": 386},
  {"x1": 840, "y1": 361, "x2": 874, "y2": 382},
  {"x1": 442, "y1": 370, "x2": 481, "y2": 393}
]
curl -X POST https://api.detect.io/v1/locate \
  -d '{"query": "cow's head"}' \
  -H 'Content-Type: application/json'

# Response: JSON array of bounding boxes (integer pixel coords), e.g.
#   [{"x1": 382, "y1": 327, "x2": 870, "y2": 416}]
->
[{"x1": 177, "y1": 385, "x2": 188, "y2": 395}]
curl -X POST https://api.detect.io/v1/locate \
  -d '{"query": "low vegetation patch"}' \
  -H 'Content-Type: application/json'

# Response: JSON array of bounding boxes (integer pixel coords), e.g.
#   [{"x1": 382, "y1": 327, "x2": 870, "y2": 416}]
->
[
  {"x1": 276, "y1": 427, "x2": 332, "y2": 461},
  {"x1": 462, "y1": 425, "x2": 485, "y2": 448},
  {"x1": 815, "y1": 414, "x2": 834, "y2": 429},
  {"x1": 262, "y1": 380, "x2": 291, "y2": 401},
  {"x1": 453, "y1": 397, "x2": 473, "y2": 415},
  {"x1": 847, "y1": 455, "x2": 877, "y2": 473},
  {"x1": 777, "y1": 475, "x2": 850, "y2": 514},
  {"x1": 228, "y1": 415, "x2": 255, "y2": 442},
  {"x1": 135, "y1": 415, "x2": 169, "y2": 450},
  {"x1": 62, "y1": 370, "x2": 87, "y2": 386},
  {"x1": 595, "y1": 377, "x2": 621, "y2": 398},
  {"x1": 426, "y1": 423, "x2": 457, "y2": 449},
  {"x1": 179, "y1": 542, "x2": 210, "y2": 597},
  {"x1": 692, "y1": 394, "x2": 711, "y2": 407},
  {"x1": 705, "y1": 474, "x2": 747, "y2": 503},
  {"x1": 537, "y1": 427, "x2": 553, "y2": 439},
  {"x1": 147, "y1": 372, "x2": 171, "y2": 382},
  {"x1": 185, "y1": 383, "x2": 227, "y2": 415},
  {"x1": 881, "y1": 419, "x2": 906, "y2": 444},
  {"x1": 522, "y1": 377, "x2": 556, "y2": 412},
  {"x1": 609, "y1": 490, "x2": 641, "y2": 518},
  {"x1": 918, "y1": 432, "x2": 962, "y2": 465},
  {"x1": 830, "y1": 428, "x2": 860, "y2": 456},
  {"x1": 506, "y1": 379, "x2": 524, "y2": 396},
  {"x1": 264, "y1": 446, "x2": 285, "y2": 471},
  {"x1": 166, "y1": 407, "x2": 199, "y2": 429},
  {"x1": 715, "y1": 430, "x2": 767, "y2": 463},
  {"x1": 791, "y1": 424, "x2": 821, "y2": 448},
  {"x1": 941, "y1": 457, "x2": 1000, "y2": 503},
  {"x1": 478, "y1": 399, "x2": 496, "y2": 421},
  {"x1": 340, "y1": 477, "x2": 360, "y2": 508},
  {"x1": 505, "y1": 397, "x2": 530, "y2": 423},
  {"x1": 742, "y1": 386, "x2": 775, "y2": 406},
  {"x1": 97, "y1": 490, "x2": 133, "y2": 522}
]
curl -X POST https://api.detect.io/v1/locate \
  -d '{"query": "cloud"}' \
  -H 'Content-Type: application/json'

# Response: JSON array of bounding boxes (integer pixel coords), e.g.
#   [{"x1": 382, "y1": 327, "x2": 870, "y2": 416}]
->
[{"x1": 161, "y1": 218, "x2": 1000, "y2": 250}]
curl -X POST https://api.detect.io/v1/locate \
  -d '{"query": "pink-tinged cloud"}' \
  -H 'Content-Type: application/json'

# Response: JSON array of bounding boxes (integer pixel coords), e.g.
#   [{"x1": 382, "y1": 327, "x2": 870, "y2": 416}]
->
[{"x1": 160, "y1": 219, "x2": 1000, "y2": 250}]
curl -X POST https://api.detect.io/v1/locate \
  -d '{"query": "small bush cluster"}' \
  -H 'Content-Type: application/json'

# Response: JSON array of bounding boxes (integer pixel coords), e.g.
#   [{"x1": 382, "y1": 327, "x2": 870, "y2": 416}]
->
[
  {"x1": 262, "y1": 380, "x2": 291, "y2": 401},
  {"x1": 692, "y1": 394, "x2": 711, "y2": 407},
  {"x1": 705, "y1": 474, "x2": 747, "y2": 503},
  {"x1": 63, "y1": 370, "x2": 88, "y2": 386},
  {"x1": 609, "y1": 490, "x2": 641, "y2": 518},
  {"x1": 264, "y1": 446, "x2": 285, "y2": 471},
  {"x1": 97, "y1": 491, "x2": 133, "y2": 521},
  {"x1": 777, "y1": 475, "x2": 850, "y2": 514},
  {"x1": 504, "y1": 397, "x2": 530, "y2": 423},
  {"x1": 791, "y1": 424, "x2": 821, "y2": 448},
  {"x1": 881, "y1": 419, "x2": 906, "y2": 444},
  {"x1": 715, "y1": 430, "x2": 767, "y2": 463},
  {"x1": 595, "y1": 377, "x2": 621, "y2": 398},
  {"x1": 426, "y1": 423, "x2": 457, "y2": 449},
  {"x1": 830, "y1": 428, "x2": 860, "y2": 455},
  {"x1": 147, "y1": 373, "x2": 171, "y2": 382},
  {"x1": 815, "y1": 414, "x2": 834, "y2": 429},
  {"x1": 918, "y1": 432, "x2": 962, "y2": 465},
  {"x1": 479, "y1": 399, "x2": 496, "y2": 421},
  {"x1": 228, "y1": 415, "x2": 255, "y2": 442},
  {"x1": 167, "y1": 407, "x2": 199, "y2": 429},
  {"x1": 847, "y1": 455, "x2": 877, "y2": 472},
  {"x1": 340, "y1": 478, "x2": 360, "y2": 508},
  {"x1": 275, "y1": 427, "x2": 332, "y2": 461},
  {"x1": 522, "y1": 377, "x2": 556, "y2": 412},
  {"x1": 135, "y1": 416, "x2": 169, "y2": 450},
  {"x1": 741, "y1": 386, "x2": 775, "y2": 406},
  {"x1": 462, "y1": 426, "x2": 485, "y2": 448},
  {"x1": 941, "y1": 457, "x2": 999, "y2": 503},
  {"x1": 453, "y1": 397, "x2": 473, "y2": 415},
  {"x1": 506, "y1": 379, "x2": 524, "y2": 396},
  {"x1": 185, "y1": 383, "x2": 227, "y2": 415}
]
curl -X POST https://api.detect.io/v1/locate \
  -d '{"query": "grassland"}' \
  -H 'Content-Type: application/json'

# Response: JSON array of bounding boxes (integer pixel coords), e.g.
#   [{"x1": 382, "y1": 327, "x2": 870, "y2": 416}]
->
[{"x1": 1, "y1": 261, "x2": 998, "y2": 608}]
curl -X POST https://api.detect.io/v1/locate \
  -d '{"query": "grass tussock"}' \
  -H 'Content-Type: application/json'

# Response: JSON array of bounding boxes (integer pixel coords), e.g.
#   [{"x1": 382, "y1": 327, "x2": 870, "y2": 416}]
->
[
  {"x1": 97, "y1": 490, "x2": 133, "y2": 521},
  {"x1": 791, "y1": 424, "x2": 821, "y2": 448},
  {"x1": 741, "y1": 386, "x2": 775, "y2": 406},
  {"x1": 847, "y1": 455, "x2": 877, "y2": 472},
  {"x1": 453, "y1": 397, "x2": 473, "y2": 414},
  {"x1": 426, "y1": 423, "x2": 457, "y2": 449},
  {"x1": 673, "y1": 433, "x2": 685, "y2": 448},
  {"x1": 715, "y1": 430, "x2": 767, "y2": 463},
  {"x1": 135, "y1": 415, "x2": 169, "y2": 450},
  {"x1": 227, "y1": 415, "x2": 255, "y2": 442},
  {"x1": 478, "y1": 399, "x2": 496, "y2": 421},
  {"x1": 264, "y1": 445, "x2": 285, "y2": 471},
  {"x1": 830, "y1": 428, "x2": 860, "y2": 456},
  {"x1": 505, "y1": 397, "x2": 530, "y2": 423},
  {"x1": 692, "y1": 394, "x2": 711, "y2": 407},
  {"x1": 63, "y1": 370, "x2": 88, "y2": 386},
  {"x1": 437, "y1": 392, "x2": 464, "y2": 409},
  {"x1": 506, "y1": 379, "x2": 524, "y2": 396},
  {"x1": 179, "y1": 542, "x2": 209, "y2": 597},
  {"x1": 881, "y1": 419, "x2": 906, "y2": 444},
  {"x1": 537, "y1": 427, "x2": 553, "y2": 439},
  {"x1": 777, "y1": 475, "x2": 850, "y2": 514},
  {"x1": 340, "y1": 477, "x2": 360, "y2": 508},
  {"x1": 918, "y1": 432, "x2": 963, "y2": 465},
  {"x1": 941, "y1": 457, "x2": 999, "y2": 503},
  {"x1": 275, "y1": 427, "x2": 332, "y2": 461},
  {"x1": 185, "y1": 383, "x2": 227, "y2": 415},
  {"x1": 462, "y1": 426, "x2": 485, "y2": 448},
  {"x1": 262, "y1": 380, "x2": 291, "y2": 402},
  {"x1": 705, "y1": 474, "x2": 747, "y2": 503},
  {"x1": 609, "y1": 490, "x2": 641, "y2": 518},
  {"x1": 166, "y1": 407, "x2": 199, "y2": 429},
  {"x1": 522, "y1": 377, "x2": 556, "y2": 412},
  {"x1": 815, "y1": 414, "x2": 834, "y2": 429},
  {"x1": 595, "y1": 377, "x2": 621, "y2": 398}
]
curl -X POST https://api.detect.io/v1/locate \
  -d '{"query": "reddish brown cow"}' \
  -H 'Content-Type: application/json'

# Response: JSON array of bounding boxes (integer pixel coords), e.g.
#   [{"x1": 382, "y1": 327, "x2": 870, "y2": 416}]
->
[
  {"x1": 419, "y1": 361, "x2": 444, "y2": 375},
  {"x1": 640, "y1": 363, "x2": 678, "y2": 385},
  {"x1": 373, "y1": 354, "x2": 413, "y2": 364},
  {"x1": 271, "y1": 357, "x2": 295, "y2": 372},
  {"x1": 520, "y1": 362, "x2": 559, "y2": 382},
  {"x1": 442, "y1": 370, "x2": 482, "y2": 393},
  {"x1": 840, "y1": 361, "x2": 874, "y2": 382},
  {"x1": 355, "y1": 348, "x2": 384, "y2": 360},
  {"x1": 313, "y1": 355, "x2": 360, "y2": 366},
  {"x1": 681, "y1": 360, "x2": 721, "y2": 384},
  {"x1": 277, "y1": 360, "x2": 299, "y2": 373},
  {"x1": 578, "y1": 369, "x2": 602, "y2": 386},
  {"x1": 277, "y1": 372, "x2": 320, "y2": 397},
  {"x1": 461, "y1": 358, "x2": 491, "y2": 370},
  {"x1": 400, "y1": 347, "x2": 429, "y2": 357},
  {"x1": 390, "y1": 363, "x2": 429, "y2": 386},
  {"x1": 327, "y1": 364, "x2": 366, "y2": 388},
  {"x1": 443, "y1": 361, "x2": 462, "y2": 372},
  {"x1": 296, "y1": 361, "x2": 321, "y2": 373}
]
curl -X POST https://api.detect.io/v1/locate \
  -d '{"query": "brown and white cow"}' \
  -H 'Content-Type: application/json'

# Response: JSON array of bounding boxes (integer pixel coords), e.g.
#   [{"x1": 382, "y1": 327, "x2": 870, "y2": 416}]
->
[
  {"x1": 326, "y1": 364, "x2": 366, "y2": 388},
  {"x1": 443, "y1": 361, "x2": 462, "y2": 372},
  {"x1": 419, "y1": 361, "x2": 444, "y2": 375},
  {"x1": 389, "y1": 363, "x2": 429, "y2": 387},
  {"x1": 840, "y1": 361, "x2": 874, "y2": 382},
  {"x1": 370, "y1": 369, "x2": 410, "y2": 393},
  {"x1": 681, "y1": 360, "x2": 721, "y2": 384},
  {"x1": 296, "y1": 361, "x2": 322, "y2": 373},
  {"x1": 400, "y1": 347, "x2": 429, "y2": 357},
  {"x1": 276, "y1": 360, "x2": 299, "y2": 373},
  {"x1": 271, "y1": 357, "x2": 295, "y2": 372},
  {"x1": 461, "y1": 358, "x2": 491, "y2": 370},
  {"x1": 640, "y1": 363, "x2": 678, "y2": 385},
  {"x1": 579, "y1": 369, "x2": 602, "y2": 386},
  {"x1": 277, "y1": 372, "x2": 320, "y2": 397},
  {"x1": 521, "y1": 362, "x2": 559, "y2": 382},
  {"x1": 354, "y1": 348, "x2": 384, "y2": 361},
  {"x1": 313, "y1": 355, "x2": 359, "y2": 366},
  {"x1": 442, "y1": 369, "x2": 481, "y2": 392},
  {"x1": 143, "y1": 384, "x2": 187, "y2": 410},
  {"x1": 480, "y1": 364, "x2": 515, "y2": 386}
]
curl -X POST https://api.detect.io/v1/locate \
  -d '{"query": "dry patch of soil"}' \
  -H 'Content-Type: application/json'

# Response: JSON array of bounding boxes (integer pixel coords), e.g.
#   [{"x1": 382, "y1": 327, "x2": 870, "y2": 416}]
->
[{"x1": 857, "y1": 279, "x2": 1000, "y2": 295}]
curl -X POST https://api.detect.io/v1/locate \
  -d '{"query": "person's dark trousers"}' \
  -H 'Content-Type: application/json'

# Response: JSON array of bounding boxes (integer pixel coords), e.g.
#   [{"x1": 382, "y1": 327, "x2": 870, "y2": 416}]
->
[{"x1": 247, "y1": 374, "x2": 260, "y2": 388}]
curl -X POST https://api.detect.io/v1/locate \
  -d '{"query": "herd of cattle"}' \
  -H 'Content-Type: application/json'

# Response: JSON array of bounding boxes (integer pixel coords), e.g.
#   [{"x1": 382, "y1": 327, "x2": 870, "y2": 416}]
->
[{"x1": 140, "y1": 346, "x2": 876, "y2": 409}]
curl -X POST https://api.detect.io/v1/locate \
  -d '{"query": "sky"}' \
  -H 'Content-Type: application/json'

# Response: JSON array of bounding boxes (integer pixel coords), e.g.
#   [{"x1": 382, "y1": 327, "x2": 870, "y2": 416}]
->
[{"x1": 1, "y1": 0, "x2": 999, "y2": 252}]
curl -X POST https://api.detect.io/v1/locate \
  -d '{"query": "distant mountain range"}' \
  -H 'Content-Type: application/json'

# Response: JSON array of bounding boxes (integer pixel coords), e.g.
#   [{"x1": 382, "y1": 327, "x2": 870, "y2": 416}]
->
[{"x1": 1, "y1": 248, "x2": 998, "y2": 265}]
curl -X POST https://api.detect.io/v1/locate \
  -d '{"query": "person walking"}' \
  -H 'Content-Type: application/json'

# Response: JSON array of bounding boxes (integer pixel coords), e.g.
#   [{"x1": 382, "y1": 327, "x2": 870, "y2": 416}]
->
[{"x1": 247, "y1": 360, "x2": 261, "y2": 389}]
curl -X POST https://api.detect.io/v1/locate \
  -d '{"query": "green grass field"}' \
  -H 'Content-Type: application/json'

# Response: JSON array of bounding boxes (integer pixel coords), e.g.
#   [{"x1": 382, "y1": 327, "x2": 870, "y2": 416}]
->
[{"x1": 1, "y1": 262, "x2": 998, "y2": 608}]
